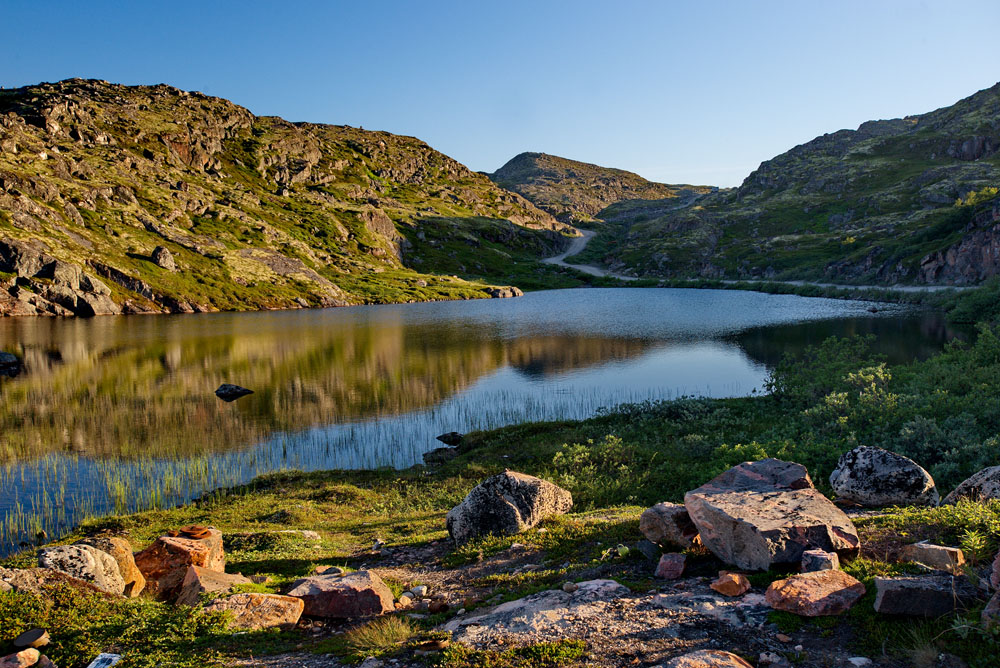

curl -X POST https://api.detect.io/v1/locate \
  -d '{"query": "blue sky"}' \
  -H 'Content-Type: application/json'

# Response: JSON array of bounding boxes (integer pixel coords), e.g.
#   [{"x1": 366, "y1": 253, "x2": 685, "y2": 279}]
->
[{"x1": 3, "y1": 0, "x2": 999, "y2": 186}]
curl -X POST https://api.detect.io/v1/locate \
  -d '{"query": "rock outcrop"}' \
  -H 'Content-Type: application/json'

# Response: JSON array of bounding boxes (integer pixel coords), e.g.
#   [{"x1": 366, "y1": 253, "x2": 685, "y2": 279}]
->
[
  {"x1": 829, "y1": 446, "x2": 939, "y2": 507},
  {"x1": 684, "y1": 459, "x2": 860, "y2": 571},
  {"x1": 446, "y1": 470, "x2": 572, "y2": 545}
]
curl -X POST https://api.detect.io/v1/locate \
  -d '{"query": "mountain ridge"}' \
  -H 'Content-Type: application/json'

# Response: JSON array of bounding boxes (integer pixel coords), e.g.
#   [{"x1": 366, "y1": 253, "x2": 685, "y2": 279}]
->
[{"x1": 0, "y1": 79, "x2": 577, "y2": 317}]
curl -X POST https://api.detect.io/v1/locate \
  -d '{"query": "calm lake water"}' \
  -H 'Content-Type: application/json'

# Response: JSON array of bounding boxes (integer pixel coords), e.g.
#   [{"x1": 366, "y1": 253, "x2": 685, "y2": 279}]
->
[{"x1": 0, "y1": 288, "x2": 968, "y2": 553}]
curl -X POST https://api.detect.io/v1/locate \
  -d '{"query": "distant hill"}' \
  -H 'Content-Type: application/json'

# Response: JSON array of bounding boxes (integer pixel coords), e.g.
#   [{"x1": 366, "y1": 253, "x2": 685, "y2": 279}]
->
[
  {"x1": 0, "y1": 80, "x2": 576, "y2": 317},
  {"x1": 489, "y1": 152, "x2": 713, "y2": 224},
  {"x1": 593, "y1": 83, "x2": 1000, "y2": 284}
]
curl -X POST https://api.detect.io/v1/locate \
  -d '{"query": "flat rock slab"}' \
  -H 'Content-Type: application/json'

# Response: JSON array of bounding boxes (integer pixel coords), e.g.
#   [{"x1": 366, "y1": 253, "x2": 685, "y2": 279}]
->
[
  {"x1": 651, "y1": 591, "x2": 770, "y2": 628},
  {"x1": 134, "y1": 528, "x2": 225, "y2": 599},
  {"x1": 765, "y1": 570, "x2": 865, "y2": 616},
  {"x1": 176, "y1": 565, "x2": 252, "y2": 606},
  {"x1": 446, "y1": 470, "x2": 572, "y2": 545},
  {"x1": 684, "y1": 459, "x2": 860, "y2": 571},
  {"x1": 286, "y1": 570, "x2": 394, "y2": 618},
  {"x1": 640, "y1": 502, "x2": 699, "y2": 549},
  {"x1": 899, "y1": 542, "x2": 965, "y2": 574},
  {"x1": 444, "y1": 579, "x2": 629, "y2": 645},
  {"x1": 205, "y1": 593, "x2": 304, "y2": 629},
  {"x1": 76, "y1": 536, "x2": 145, "y2": 597},
  {"x1": 874, "y1": 575, "x2": 978, "y2": 616},
  {"x1": 829, "y1": 446, "x2": 938, "y2": 507},
  {"x1": 0, "y1": 567, "x2": 104, "y2": 597},
  {"x1": 38, "y1": 544, "x2": 125, "y2": 595},
  {"x1": 663, "y1": 650, "x2": 754, "y2": 668}
]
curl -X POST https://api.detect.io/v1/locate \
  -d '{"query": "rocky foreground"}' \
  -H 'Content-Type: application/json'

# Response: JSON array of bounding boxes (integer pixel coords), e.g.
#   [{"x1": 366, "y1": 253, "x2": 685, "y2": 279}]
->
[{"x1": 3, "y1": 444, "x2": 1000, "y2": 668}]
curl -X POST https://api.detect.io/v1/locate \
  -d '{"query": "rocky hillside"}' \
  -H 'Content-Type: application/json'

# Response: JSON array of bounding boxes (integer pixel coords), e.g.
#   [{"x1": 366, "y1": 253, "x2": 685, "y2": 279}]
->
[
  {"x1": 0, "y1": 80, "x2": 575, "y2": 317},
  {"x1": 489, "y1": 152, "x2": 712, "y2": 224},
  {"x1": 584, "y1": 83, "x2": 1000, "y2": 284}
]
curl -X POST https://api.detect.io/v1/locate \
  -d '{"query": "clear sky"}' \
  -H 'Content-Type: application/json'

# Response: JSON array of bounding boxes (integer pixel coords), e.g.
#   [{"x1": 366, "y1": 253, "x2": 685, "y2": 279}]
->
[{"x1": 3, "y1": 0, "x2": 999, "y2": 186}]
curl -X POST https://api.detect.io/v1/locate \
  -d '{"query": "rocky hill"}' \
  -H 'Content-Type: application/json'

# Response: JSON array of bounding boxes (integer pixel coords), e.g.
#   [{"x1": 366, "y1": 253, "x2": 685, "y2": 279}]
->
[
  {"x1": 489, "y1": 152, "x2": 712, "y2": 224},
  {"x1": 0, "y1": 80, "x2": 575, "y2": 317},
  {"x1": 574, "y1": 83, "x2": 1000, "y2": 284}
]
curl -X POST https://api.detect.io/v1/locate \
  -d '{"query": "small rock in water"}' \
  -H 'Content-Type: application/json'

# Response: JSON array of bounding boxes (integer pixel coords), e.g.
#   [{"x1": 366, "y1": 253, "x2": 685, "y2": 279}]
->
[
  {"x1": 215, "y1": 383, "x2": 253, "y2": 402},
  {"x1": 0, "y1": 352, "x2": 23, "y2": 378},
  {"x1": 436, "y1": 432, "x2": 463, "y2": 446}
]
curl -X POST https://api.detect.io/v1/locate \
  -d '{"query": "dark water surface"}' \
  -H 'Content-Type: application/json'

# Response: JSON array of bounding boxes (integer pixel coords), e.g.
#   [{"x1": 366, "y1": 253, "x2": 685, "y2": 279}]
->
[{"x1": 0, "y1": 288, "x2": 967, "y2": 553}]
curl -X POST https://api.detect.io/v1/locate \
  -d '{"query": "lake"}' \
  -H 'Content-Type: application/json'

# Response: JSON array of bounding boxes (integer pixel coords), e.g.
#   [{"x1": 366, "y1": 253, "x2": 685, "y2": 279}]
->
[{"x1": 0, "y1": 288, "x2": 968, "y2": 554}]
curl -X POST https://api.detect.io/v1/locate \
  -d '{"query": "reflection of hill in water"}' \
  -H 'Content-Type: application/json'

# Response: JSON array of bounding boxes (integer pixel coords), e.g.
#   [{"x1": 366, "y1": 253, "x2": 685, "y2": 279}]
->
[
  {"x1": 0, "y1": 316, "x2": 650, "y2": 462},
  {"x1": 507, "y1": 336, "x2": 650, "y2": 379},
  {"x1": 733, "y1": 314, "x2": 968, "y2": 369}
]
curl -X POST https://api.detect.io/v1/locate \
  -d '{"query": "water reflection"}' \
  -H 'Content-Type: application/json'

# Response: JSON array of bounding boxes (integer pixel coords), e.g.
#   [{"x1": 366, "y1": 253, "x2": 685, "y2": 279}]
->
[{"x1": 0, "y1": 288, "x2": 966, "y2": 553}]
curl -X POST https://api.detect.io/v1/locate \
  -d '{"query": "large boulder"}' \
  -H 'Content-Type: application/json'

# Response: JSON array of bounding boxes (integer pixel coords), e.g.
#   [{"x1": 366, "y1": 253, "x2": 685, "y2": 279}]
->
[
  {"x1": 286, "y1": 571, "x2": 394, "y2": 618},
  {"x1": 205, "y1": 593, "x2": 304, "y2": 629},
  {"x1": 639, "y1": 502, "x2": 699, "y2": 548},
  {"x1": 446, "y1": 470, "x2": 572, "y2": 545},
  {"x1": 684, "y1": 459, "x2": 860, "y2": 571},
  {"x1": 943, "y1": 465, "x2": 1000, "y2": 504},
  {"x1": 38, "y1": 545, "x2": 125, "y2": 595},
  {"x1": 873, "y1": 575, "x2": 978, "y2": 616},
  {"x1": 0, "y1": 566, "x2": 104, "y2": 597},
  {"x1": 134, "y1": 528, "x2": 225, "y2": 598},
  {"x1": 175, "y1": 565, "x2": 252, "y2": 606},
  {"x1": 76, "y1": 536, "x2": 145, "y2": 597},
  {"x1": 829, "y1": 446, "x2": 938, "y2": 507},
  {"x1": 764, "y1": 570, "x2": 865, "y2": 616}
]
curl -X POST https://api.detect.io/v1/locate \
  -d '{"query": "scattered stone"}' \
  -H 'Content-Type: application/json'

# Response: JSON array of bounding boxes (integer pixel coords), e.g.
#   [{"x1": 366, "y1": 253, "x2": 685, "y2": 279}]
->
[
  {"x1": 133, "y1": 528, "x2": 225, "y2": 598},
  {"x1": 13, "y1": 629, "x2": 49, "y2": 649},
  {"x1": 684, "y1": 459, "x2": 860, "y2": 571},
  {"x1": 562, "y1": 581, "x2": 579, "y2": 593},
  {"x1": 435, "y1": 432, "x2": 463, "y2": 446},
  {"x1": 635, "y1": 538, "x2": 661, "y2": 561},
  {"x1": 764, "y1": 570, "x2": 865, "y2": 616},
  {"x1": 38, "y1": 544, "x2": 125, "y2": 595},
  {"x1": 800, "y1": 549, "x2": 840, "y2": 572},
  {"x1": 847, "y1": 659, "x2": 873, "y2": 667},
  {"x1": 446, "y1": 470, "x2": 572, "y2": 545},
  {"x1": 710, "y1": 572, "x2": 751, "y2": 597},
  {"x1": 151, "y1": 246, "x2": 176, "y2": 271},
  {"x1": 314, "y1": 565, "x2": 345, "y2": 576},
  {"x1": 943, "y1": 465, "x2": 1000, "y2": 504},
  {"x1": 76, "y1": 536, "x2": 145, "y2": 597},
  {"x1": 655, "y1": 553, "x2": 686, "y2": 579},
  {"x1": 410, "y1": 584, "x2": 428, "y2": 597},
  {"x1": 286, "y1": 570, "x2": 394, "y2": 618},
  {"x1": 175, "y1": 565, "x2": 252, "y2": 606},
  {"x1": 775, "y1": 633, "x2": 792, "y2": 643},
  {"x1": 663, "y1": 649, "x2": 753, "y2": 667},
  {"x1": 0, "y1": 649, "x2": 40, "y2": 668},
  {"x1": 204, "y1": 593, "x2": 304, "y2": 630},
  {"x1": 85, "y1": 655, "x2": 121, "y2": 668},
  {"x1": 429, "y1": 600, "x2": 449, "y2": 614},
  {"x1": 639, "y1": 502, "x2": 699, "y2": 549},
  {"x1": 899, "y1": 542, "x2": 966, "y2": 574},
  {"x1": 214, "y1": 383, "x2": 253, "y2": 402},
  {"x1": 829, "y1": 446, "x2": 938, "y2": 507},
  {"x1": 873, "y1": 575, "x2": 978, "y2": 616}
]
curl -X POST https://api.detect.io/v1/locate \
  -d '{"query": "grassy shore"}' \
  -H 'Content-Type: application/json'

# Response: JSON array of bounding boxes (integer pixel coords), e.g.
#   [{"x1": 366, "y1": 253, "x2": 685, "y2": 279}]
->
[{"x1": 2, "y1": 285, "x2": 1000, "y2": 667}]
